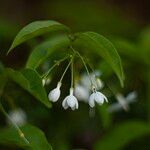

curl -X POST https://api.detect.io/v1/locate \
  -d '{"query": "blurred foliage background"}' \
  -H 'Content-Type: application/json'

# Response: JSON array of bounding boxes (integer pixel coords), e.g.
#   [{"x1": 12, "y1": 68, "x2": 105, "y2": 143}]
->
[{"x1": 0, "y1": 0, "x2": 150, "y2": 150}]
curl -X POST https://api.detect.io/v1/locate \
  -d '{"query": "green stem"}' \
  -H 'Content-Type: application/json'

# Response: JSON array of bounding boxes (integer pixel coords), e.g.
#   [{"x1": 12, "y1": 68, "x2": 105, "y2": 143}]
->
[
  {"x1": 42, "y1": 55, "x2": 69, "y2": 79},
  {"x1": 59, "y1": 56, "x2": 74, "y2": 83},
  {"x1": 71, "y1": 57, "x2": 74, "y2": 88},
  {"x1": 0, "y1": 102, "x2": 30, "y2": 144},
  {"x1": 70, "y1": 47, "x2": 94, "y2": 87}
]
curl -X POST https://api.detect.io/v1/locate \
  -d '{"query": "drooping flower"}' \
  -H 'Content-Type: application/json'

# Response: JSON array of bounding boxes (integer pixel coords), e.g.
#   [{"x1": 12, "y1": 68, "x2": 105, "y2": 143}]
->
[
  {"x1": 74, "y1": 84, "x2": 89, "y2": 102},
  {"x1": 62, "y1": 88, "x2": 78, "y2": 110},
  {"x1": 80, "y1": 71, "x2": 104, "y2": 90},
  {"x1": 89, "y1": 90, "x2": 108, "y2": 107},
  {"x1": 48, "y1": 82, "x2": 61, "y2": 102}
]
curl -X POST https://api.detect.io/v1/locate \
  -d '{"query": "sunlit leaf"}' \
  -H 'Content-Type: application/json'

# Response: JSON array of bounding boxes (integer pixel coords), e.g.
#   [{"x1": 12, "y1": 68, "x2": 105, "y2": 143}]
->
[
  {"x1": 94, "y1": 121, "x2": 150, "y2": 150},
  {"x1": 8, "y1": 20, "x2": 70, "y2": 54},
  {"x1": 0, "y1": 124, "x2": 52, "y2": 150},
  {"x1": 73, "y1": 32, "x2": 124, "y2": 86},
  {"x1": 5, "y1": 68, "x2": 51, "y2": 108},
  {"x1": 26, "y1": 34, "x2": 70, "y2": 69}
]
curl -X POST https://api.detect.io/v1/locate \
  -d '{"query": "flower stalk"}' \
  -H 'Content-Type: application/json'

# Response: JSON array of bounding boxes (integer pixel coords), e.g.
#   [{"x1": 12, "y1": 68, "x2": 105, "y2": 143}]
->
[{"x1": 0, "y1": 102, "x2": 29, "y2": 144}]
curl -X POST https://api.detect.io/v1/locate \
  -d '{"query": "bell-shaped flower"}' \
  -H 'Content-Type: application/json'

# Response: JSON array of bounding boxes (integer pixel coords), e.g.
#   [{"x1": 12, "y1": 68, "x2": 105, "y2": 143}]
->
[
  {"x1": 48, "y1": 82, "x2": 61, "y2": 102},
  {"x1": 62, "y1": 88, "x2": 79, "y2": 110},
  {"x1": 89, "y1": 91, "x2": 108, "y2": 107}
]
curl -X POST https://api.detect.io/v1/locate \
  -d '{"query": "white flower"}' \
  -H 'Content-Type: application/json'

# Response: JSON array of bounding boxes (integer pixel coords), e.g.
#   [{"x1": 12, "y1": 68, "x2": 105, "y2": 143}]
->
[
  {"x1": 126, "y1": 91, "x2": 137, "y2": 102},
  {"x1": 81, "y1": 71, "x2": 104, "y2": 90},
  {"x1": 89, "y1": 91, "x2": 108, "y2": 107},
  {"x1": 62, "y1": 88, "x2": 79, "y2": 110},
  {"x1": 108, "y1": 91, "x2": 137, "y2": 113},
  {"x1": 74, "y1": 84, "x2": 89, "y2": 102},
  {"x1": 7, "y1": 108, "x2": 27, "y2": 126},
  {"x1": 48, "y1": 82, "x2": 61, "y2": 102},
  {"x1": 116, "y1": 93, "x2": 129, "y2": 111}
]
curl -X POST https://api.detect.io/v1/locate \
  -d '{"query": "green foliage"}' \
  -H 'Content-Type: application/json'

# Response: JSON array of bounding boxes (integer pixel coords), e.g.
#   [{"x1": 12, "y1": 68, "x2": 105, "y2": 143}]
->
[
  {"x1": 73, "y1": 32, "x2": 124, "y2": 86},
  {"x1": 1, "y1": 19, "x2": 126, "y2": 149},
  {"x1": 7, "y1": 20, "x2": 70, "y2": 54},
  {"x1": 0, "y1": 124, "x2": 52, "y2": 150},
  {"x1": 5, "y1": 68, "x2": 51, "y2": 108},
  {"x1": 6, "y1": 20, "x2": 123, "y2": 86},
  {"x1": 94, "y1": 121, "x2": 150, "y2": 150},
  {"x1": 0, "y1": 0, "x2": 149, "y2": 149},
  {"x1": 26, "y1": 34, "x2": 70, "y2": 69}
]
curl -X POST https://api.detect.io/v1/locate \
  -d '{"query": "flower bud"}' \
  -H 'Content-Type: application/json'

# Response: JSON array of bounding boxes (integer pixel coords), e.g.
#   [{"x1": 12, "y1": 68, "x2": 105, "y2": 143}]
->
[{"x1": 48, "y1": 82, "x2": 61, "y2": 102}]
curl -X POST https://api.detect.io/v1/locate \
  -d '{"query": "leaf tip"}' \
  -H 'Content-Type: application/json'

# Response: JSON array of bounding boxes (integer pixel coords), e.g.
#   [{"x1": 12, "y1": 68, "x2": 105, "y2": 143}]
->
[{"x1": 7, "y1": 45, "x2": 13, "y2": 55}]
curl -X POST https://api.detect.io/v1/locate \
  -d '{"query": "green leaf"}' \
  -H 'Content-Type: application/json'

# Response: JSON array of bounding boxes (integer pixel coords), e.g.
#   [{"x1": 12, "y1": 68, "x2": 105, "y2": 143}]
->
[
  {"x1": 8, "y1": 20, "x2": 70, "y2": 54},
  {"x1": 94, "y1": 121, "x2": 150, "y2": 150},
  {"x1": 5, "y1": 68, "x2": 51, "y2": 108},
  {"x1": 73, "y1": 32, "x2": 124, "y2": 86},
  {"x1": 26, "y1": 34, "x2": 70, "y2": 69},
  {"x1": 0, "y1": 124, "x2": 52, "y2": 150}
]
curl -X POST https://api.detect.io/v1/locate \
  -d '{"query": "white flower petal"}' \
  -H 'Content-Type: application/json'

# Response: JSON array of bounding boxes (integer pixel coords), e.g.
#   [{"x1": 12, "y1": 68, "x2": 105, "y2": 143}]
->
[
  {"x1": 81, "y1": 74, "x2": 91, "y2": 89},
  {"x1": 126, "y1": 91, "x2": 137, "y2": 102},
  {"x1": 75, "y1": 99, "x2": 79, "y2": 109},
  {"x1": 97, "y1": 91, "x2": 108, "y2": 102},
  {"x1": 62, "y1": 89, "x2": 79, "y2": 110},
  {"x1": 95, "y1": 92, "x2": 104, "y2": 105},
  {"x1": 67, "y1": 96, "x2": 76, "y2": 108},
  {"x1": 62, "y1": 97, "x2": 69, "y2": 109},
  {"x1": 74, "y1": 84, "x2": 89, "y2": 101},
  {"x1": 48, "y1": 87, "x2": 60, "y2": 102},
  {"x1": 89, "y1": 91, "x2": 108, "y2": 107},
  {"x1": 89, "y1": 93, "x2": 95, "y2": 107},
  {"x1": 7, "y1": 109, "x2": 27, "y2": 126},
  {"x1": 71, "y1": 105, "x2": 76, "y2": 110}
]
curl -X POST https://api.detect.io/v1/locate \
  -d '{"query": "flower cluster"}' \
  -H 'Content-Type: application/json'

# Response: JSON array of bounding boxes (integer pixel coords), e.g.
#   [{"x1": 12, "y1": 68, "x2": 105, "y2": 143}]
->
[
  {"x1": 48, "y1": 82, "x2": 108, "y2": 110},
  {"x1": 47, "y1": 53, "x2": 108, "y2": 110},
  {"x1": 74, "y1": 71, "x2": 104, "y2": 102}
]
